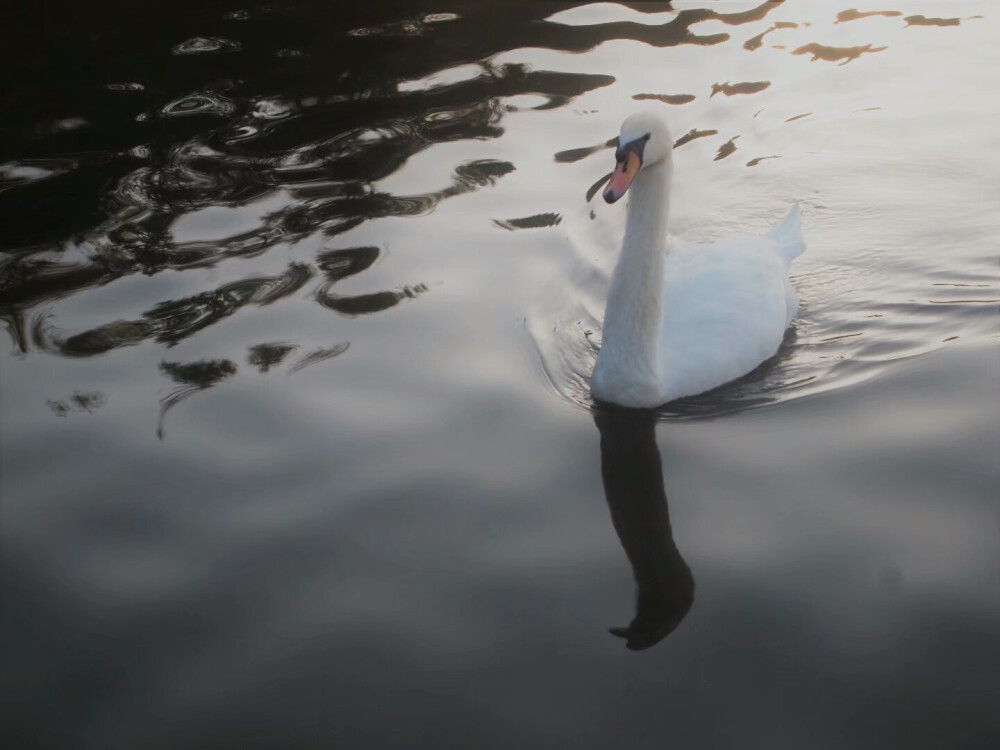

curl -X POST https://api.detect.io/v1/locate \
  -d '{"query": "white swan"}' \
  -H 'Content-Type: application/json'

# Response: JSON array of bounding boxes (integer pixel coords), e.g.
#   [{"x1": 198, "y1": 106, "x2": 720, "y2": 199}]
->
[{"x1": 591, "y1": 111, "x2": 806, "y2": 408}]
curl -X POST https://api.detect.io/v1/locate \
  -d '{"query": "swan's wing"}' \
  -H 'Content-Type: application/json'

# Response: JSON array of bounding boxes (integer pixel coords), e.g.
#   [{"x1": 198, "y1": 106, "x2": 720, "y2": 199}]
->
[{"x1": 659, "y1": 242, "x2": 791, "y2": 400}]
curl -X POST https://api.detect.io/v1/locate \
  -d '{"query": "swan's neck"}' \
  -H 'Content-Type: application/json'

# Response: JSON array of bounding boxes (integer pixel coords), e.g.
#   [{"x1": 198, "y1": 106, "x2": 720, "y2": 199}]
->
[{"x1": 596, "y1": 160, "x2": 672, "y2": 399}]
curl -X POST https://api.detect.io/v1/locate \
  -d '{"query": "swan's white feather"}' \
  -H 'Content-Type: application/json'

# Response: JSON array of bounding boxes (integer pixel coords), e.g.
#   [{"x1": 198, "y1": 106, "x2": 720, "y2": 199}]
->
[{"x1": 657, "y1": 210, "x2": 801, "y2": 403}]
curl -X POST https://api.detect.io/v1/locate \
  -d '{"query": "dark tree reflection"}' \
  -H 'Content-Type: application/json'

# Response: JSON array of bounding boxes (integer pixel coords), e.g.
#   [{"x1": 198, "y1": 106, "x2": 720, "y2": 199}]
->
[
  {"x1": 247, "y1": 342, "x2": 298, "y2": 373},
  {"x1": 157, "y1": 358, "x2": 237, "y2": 439}
]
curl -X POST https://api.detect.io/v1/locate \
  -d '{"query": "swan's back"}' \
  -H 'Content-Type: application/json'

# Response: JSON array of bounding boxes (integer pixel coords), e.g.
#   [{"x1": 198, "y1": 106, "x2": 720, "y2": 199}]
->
[{"x1": 658, "y1": 209, "x2": 802, "y2": 402}]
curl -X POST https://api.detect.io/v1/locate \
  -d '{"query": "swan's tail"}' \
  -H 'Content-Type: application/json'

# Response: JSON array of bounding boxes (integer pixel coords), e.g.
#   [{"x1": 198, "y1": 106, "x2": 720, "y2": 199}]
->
[{"x1": 768, "y1": 204, "x2": 806, "y2": 264}]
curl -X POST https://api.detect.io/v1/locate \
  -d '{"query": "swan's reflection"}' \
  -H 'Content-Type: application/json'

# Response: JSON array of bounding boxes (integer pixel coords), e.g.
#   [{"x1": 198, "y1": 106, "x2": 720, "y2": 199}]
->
[{"x1": 595, "y1": 406, "x2": 694, "y2": 650}]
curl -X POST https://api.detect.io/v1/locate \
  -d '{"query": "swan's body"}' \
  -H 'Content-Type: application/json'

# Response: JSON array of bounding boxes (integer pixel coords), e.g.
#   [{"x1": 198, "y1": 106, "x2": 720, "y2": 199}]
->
[{"x1": 591, "y1": 112, "x2": 806, "y2": 408}]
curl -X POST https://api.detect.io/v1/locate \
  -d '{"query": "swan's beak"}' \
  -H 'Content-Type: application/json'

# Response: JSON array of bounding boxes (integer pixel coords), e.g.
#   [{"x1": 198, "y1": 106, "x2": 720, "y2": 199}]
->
[{"x1": 603, "y1": 150, "x2": 641, "y2": 203}]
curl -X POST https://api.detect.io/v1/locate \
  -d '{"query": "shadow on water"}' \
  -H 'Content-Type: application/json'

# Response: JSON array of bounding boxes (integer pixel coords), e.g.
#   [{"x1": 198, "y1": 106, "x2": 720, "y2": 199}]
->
[{"x1": 594, "y1": 404, "x2": 694, "y2": 650}]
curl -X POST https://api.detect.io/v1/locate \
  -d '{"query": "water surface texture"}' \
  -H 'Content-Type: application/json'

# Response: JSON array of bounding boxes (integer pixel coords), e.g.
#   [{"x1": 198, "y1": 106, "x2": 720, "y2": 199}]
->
[{"x1": 2, "y1": 2, "x2": 998, "y2": 748}]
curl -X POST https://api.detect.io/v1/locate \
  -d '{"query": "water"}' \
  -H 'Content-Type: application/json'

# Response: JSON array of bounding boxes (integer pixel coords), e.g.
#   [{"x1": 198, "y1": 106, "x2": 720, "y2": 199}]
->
[{"x1": 1, "y1": 2, "x2": 998, "y2": 748}]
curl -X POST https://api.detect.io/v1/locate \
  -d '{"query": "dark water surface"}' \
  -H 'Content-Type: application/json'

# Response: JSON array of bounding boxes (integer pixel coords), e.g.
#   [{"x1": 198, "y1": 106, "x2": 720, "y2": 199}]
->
[{"x1": 2, "y1": 2, "x2": 998, "y2": 748}]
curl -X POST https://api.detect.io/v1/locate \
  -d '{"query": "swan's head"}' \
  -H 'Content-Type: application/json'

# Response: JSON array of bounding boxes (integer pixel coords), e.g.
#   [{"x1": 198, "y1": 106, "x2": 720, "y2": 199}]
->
[{"x1": 603, "y1": 111, "x2": 673, "y2": 204}]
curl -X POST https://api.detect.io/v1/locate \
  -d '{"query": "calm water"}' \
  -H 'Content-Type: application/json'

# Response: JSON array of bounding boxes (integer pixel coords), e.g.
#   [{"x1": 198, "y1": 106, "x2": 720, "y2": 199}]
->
[{"x1": 2, "y1": 2, "x2": 998, "y2": 748}]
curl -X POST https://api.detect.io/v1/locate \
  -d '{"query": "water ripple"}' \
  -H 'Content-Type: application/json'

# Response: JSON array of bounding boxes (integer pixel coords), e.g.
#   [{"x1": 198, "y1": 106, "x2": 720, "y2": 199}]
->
[
  {"x1": 162, "y1": 93, "x2": 235, "y2": 119},
  {"x1": 0, "y1": 159, "x2": 78, "y2": 192},
  {"x1": 172, "y1": 37, "x2": 241, "y2": 55},
  {"x1": 288, "y1": 342, "x2": 351, "y2": 374},
  {"x1": 31, "y1": 263, "x2": 314, "y2": 356}
]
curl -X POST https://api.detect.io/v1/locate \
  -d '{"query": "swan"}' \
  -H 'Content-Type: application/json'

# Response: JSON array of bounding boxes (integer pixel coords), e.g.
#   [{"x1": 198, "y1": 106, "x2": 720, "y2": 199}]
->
[{"x1": 591, "y1": 111, "x2": 806, "y2": 408}]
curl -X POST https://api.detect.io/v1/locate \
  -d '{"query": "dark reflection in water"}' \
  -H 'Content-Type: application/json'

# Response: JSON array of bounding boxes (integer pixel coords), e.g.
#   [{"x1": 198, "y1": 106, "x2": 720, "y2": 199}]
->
[
  {"x1": 836, "y1": 9, "x2": 902, "y2": 24},
  {"x1": 743, "y1": 20, "x2": 798, "y2": 51},
  {"x1": 792, "y1": 42, "x2": 888, "y2": 65},
  {"x1": 595, "y1": 406, "x2": 694, "y2": 651},
  {"x1": 632, "y1": 92, "x2": 697, "y2": 105},
  {"x1": 46, "y1": 390, "x2": 107, "y2": 417},
  {"x1": 157, "y1": 358, "x2": 237, "y2": 438},
  {"x1": 714, "y1": 136, "x2": 741, "y2": 161},
  {"x1": 586, "y1": 173, "x2": 615, "y2": 204},
  {"x1": 904, "y1": 15, "x2": 962, "y2": 27},
  {"x1": 554, "y1": 139, "x2": 618, "y2": 164},
  {"x1": 493, "y1": 213, "x2": 564, "y2": 231},
  {"x1": 31, "y1": 263, "x2": 314, "y2": 356},
  {"x1": 710, "y1": 80, "x2": 771, "y2": 97},
  {"x1": 747, "y1": 155, "x2": 781, "y2": 167},
  {"x1": 674, "y1": 128, "x2": 719, "y2": 148},
  {"x1": 246, "y1": 342, "x2": 298, "y2": 373},
  {"x1": 315, "y1": 246, "x2": 427, "y2": 317}
]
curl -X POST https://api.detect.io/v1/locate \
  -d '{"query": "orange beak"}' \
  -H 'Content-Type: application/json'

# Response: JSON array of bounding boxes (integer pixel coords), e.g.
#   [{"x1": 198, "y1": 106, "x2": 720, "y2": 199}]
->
[{"x1": 603, "y1": 151, "x2": 641, "y2": 203}]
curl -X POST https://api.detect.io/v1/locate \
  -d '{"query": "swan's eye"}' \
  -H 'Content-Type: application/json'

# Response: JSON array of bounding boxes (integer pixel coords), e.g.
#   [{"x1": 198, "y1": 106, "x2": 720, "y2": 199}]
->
[{"x1": 615, "y1": 133, "x2": 651, "y2": 162}]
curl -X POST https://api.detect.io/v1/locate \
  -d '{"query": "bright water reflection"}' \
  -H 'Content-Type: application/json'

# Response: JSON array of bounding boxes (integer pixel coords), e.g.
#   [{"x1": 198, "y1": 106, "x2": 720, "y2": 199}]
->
[{"x1": 1, "y1": 2, "x2": 998, "y2": 748}]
